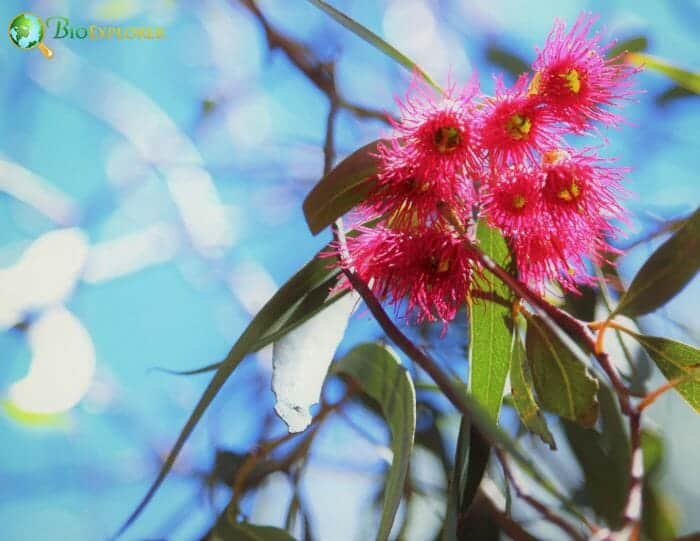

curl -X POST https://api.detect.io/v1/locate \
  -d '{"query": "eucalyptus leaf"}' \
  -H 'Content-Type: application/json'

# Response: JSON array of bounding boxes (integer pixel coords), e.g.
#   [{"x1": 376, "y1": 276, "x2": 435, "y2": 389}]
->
[
  {"x1": 562, "y1": 385, "x2": 629, "y2": 528},
  {"x1": 632, "y1": 334, "x2": 700, "y2": 412},
  {"x1": 510, "y1": 332, "x2": 556, "y2": 449},
  {"x1": 627, "y1": 53, "x2": 700, "y2": 94},
  {"x1": 656, "y1": 84, "x2": 695, "y2": 107},
  {"x1": 526, "y1": 315, "x2": 599, "y2": 427},
  {"x1": 113, "y1": 250, "x2": 344, "y2": 538},
  {"x1": 485, "y1": 44, "x2": 529, "y2": 79},
  {"x1": 333, "y1": 343, "x2": 416, "y2": 541},
  {"x1": 470, "y1": 222, "x2": 513, "y2": 421},
  {"x1": 304, "y1": 0, "x2": 442, "y2": 93},
  {"x1": 614, "y1": 208, "x2": 700, "y2": 317},
  {"x1": 272, "y1": 292, "x2": 356, "y2": 433},
  {"x1": 212, "y1": 519, "x2": 296, "y2": 541},
  {"x1": 444, "y1": 223, "x2": 512, "y2": 539},
  {"x1": 607, "y1": 35, "x2": 648, "y2": 59},
  {"x1": 303, "y1": 140, "x2": 382, "y2": 235}
]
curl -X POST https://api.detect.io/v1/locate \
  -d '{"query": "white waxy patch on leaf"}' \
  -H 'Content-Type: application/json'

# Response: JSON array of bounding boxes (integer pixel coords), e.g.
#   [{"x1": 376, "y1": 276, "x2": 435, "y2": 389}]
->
[{"x1": 272, "y1": 292, "x2": 357, "y2": 433}]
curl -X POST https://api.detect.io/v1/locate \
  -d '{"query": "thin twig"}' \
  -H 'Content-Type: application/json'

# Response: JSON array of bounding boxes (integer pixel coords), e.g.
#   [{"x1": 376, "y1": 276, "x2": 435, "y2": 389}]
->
[
  {"x1": 495, "y1": 449, "x2": 587, "y2": 541},
  {"x1": 236, "y1": 0, "x2": 392, "y2": 125}
]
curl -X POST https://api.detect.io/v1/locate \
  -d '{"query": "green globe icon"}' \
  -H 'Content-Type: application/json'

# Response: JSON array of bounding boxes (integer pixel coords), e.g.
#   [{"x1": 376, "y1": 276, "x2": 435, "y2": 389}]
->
[{"x1": 8, "y1": 13, "x2": 53, "y2": 58}]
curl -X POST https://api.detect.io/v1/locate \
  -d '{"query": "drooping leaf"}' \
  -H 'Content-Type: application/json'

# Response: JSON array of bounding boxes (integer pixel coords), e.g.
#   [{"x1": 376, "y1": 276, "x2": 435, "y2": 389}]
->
[
  {"x1": 525, "y1": 315, "x2": 599, "y2": 427},
  {"x1": 304, "y1": 0, "x2": 442, "y2": 93},
  {"x1": 626, "y1": 53, "x2": 700, "y2": 94},
  {"x1": 333, "y1": 343, "x2": 416, "y2": 541},
  {"x1": 470, "y1": 222, "x2": 513, "y2": 421},
  {"x1": 614, "y1": 208, "x2": 700, "y2": 317},
  {"x1": 640, "y1": 429, "x2": 679, "y2": 541},
  {"x1": 485, "y1": 44, "x2": 529, "y2": 79},
  {"x1": 642, "y1": 485, "x2": 679, "y2": 541},
  {"x1": 303, "y1": 140, "x2": 382, "y2": 235},
  {"x1": 641, "y1": 428, "x2": 664, "y2": 475},
  {"x1": 656, "y1": 84, "x2": 696, "y2": 107},
  {"x1": 272, "y1": 292, "x2": 356, "y2": 432},
  {"x1": 632, "y1": 334, "x2": 700, "y2": 412},
  {"x1": 607, "y1": 35, "x2": 648, "y2": 59},
  {"x1": 510, "y1": 332, "x2": 556, "y2": 449},
  {"x1": 443, "y1": 224, "x2": 512, "y2": 539},
  {"x1": 464, "y1": 225, "x2": 513, "y2": 504},
  {"x1": 562, "y1": 385, "x2": 629, "y2": 528},
  {"x1": 113, "y1": 250, "x2": 345, "y2": 538},
  {"x1": 211, "y1": 519, "x2": 296, "y2": 541}
]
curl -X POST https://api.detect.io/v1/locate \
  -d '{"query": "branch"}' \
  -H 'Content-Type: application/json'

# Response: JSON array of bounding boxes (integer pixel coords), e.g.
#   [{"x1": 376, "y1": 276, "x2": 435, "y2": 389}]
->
[
  {"x1": 236, "y1": 0, "x2": 391, "y2": 124},
  {"x1": 495, "y1": 449, "x2": 587, "y2": 541}
]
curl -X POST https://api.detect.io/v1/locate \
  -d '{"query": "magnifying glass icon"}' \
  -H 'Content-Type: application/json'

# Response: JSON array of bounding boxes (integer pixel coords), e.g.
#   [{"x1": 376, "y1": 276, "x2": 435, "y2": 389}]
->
[{"x1": 8, "y1": 13, "x2": 54, "y2": 59}]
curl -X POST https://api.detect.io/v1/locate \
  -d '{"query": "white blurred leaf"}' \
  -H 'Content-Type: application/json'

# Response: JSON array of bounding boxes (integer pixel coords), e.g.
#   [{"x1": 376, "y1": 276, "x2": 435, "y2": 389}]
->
[
  {"x1": 8, "y1": 307, "x2": 96, "y2": 414},
  {"x1": 0, "y1": 228, "x2": 89, "y2": 329},
  {"x1": 272, "y1": 292, "x2": 357, "y2": 432}
]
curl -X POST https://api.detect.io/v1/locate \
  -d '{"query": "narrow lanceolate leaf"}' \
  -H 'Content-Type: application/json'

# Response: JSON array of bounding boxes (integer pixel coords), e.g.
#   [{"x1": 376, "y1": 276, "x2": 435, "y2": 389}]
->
[
  {"x1": 470, "y1": 222, "x2": 513, "y2": 421},
  {"x1": 562, "y1": 385, "x2": 629, "y2": 528},
  {"x1": 333, "y1": 343, "x2": 416, "y2": 541},
  {"x1": 303, "y1": 140, "x2": 381, "y2": 235},
  {"x1": 212, "y1": 519, "x2": 296, "y2": 541},
  {"x1": 304, "y1": 0, "x2": 442, "y2": 93},
  {"x1": 632, "y1": 334, "x2": 700, "y2": 412},
  {"x1": 607, "y1": 35, "x2": 648, "y2": 59},
  {"x1": 510, "y1": 332, "x2": 556, "y2": 449},
  {"x1": 526, "y1": 315, "x2": 599, "y2": 428},
  {"x1": 485, "y1": 44, "x2": 529, "y2": 79},
  {"x1": 113, "y1": 251, "x2": 344, "y2": 538},
  {"x1": 614, "y1": 208, "x2": 700, "y2": 317},
  {"x1": 626, "y1": 53, "x2": 700, "y2": 94},
  {"x1": 444, "y1": 223, "x2": 512, "y2": 539},
  {"x1": 272, "y1": 292, "x2": 356, "y2": 433}
]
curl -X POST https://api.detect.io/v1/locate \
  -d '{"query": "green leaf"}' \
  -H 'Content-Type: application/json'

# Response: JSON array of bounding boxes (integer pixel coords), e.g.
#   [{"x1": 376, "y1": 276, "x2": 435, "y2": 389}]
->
[
  {"x1": 632, "y1": 334, "x2": 700, "y2": 412},
  {"x1": 525, "y1": 315, "x2": 600, "y2": 427},
  {"x1": 510, "y1": 332, "x2": 556, "y2": 449},
  {"x1": 562, "y1": 385, "x2": 629, "y2": 528},
  {"x1": 485, "y1": 44, "x2": 529, "y2": 79},
  {"x1": 626, "y1": 53, "x2": 700, "y2": 94},
  {"x1": 113, "y1": 250, "x2": 344, "y2": 538},
  {"x1": 614, "y1": 208, "x2": 700, "y2": 317},
  {"x1": 655, "y1": 84, "x2": 696, "y2": 107},
  {"x1": 642, "y1": 485, "x2": 679, "y2": 541},
  {"x1": 444, "y1": 224, "x2": 512, "y2": 539},
  {"x1": 470, "y1": 222, "x2": 513, "y2": 420},
  {"x1": 303, "y1": 140, "x2": 381, "y2": 235},
  {"x1": 304, "y1": 0, "x2": 442, "y2": 93},
  {"x1": 607, "y1": 35, "x2": 648, "y2": 59},
  {"x1": 640, "y1": 428, "x2": 664, "y2": 476},
  {"x1": 212, "y1": 520, "x2": 296, "y2": 541},
  {"x1": 333, "y1": 343, "x2": 416, "y2": 541}
]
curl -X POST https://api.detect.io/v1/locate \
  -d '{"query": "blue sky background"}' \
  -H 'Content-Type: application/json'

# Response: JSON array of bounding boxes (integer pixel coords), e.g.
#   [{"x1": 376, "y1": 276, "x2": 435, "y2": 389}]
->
[{"x1": 0, "y1": 0, "x2": 698, "y2": 539}]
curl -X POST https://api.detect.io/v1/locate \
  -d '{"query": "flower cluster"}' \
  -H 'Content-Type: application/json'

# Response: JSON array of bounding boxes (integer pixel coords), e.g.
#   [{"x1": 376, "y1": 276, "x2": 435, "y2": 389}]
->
[{"x1": 333, "y1": 13, "x2": 637, "y2": 324}]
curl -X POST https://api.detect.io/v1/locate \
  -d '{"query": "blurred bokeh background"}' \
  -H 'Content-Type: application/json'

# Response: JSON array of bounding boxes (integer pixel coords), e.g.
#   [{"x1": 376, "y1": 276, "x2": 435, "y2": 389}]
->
[{"x1": 0, "y1": 0, "x2": 698, "y2": 539}]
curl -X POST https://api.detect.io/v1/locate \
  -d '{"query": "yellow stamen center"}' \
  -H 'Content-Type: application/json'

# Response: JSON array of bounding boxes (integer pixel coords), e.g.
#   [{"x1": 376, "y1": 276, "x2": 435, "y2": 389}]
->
[
  {"x1": 559, "y1": 68, "x2": 582, "y2": 94},
  {"x1": 434, "y1": 126, "x2": 461, "y2": 153},
  {"x1": 557, "y1": 179, "x2": 582, "y2": 202},
  {"x1": 512, "y1": 194, "x2": 527, "y2": 209},
  {"x1": 505, "y1": 114, "x2": 532, "y2": 140}
]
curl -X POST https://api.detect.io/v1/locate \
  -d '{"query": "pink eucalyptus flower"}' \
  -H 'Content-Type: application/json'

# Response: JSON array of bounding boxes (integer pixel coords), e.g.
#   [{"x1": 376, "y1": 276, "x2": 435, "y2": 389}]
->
[
  {"x1": 479, "y1": 75, "x2": 564, "y2": 167},
  {"x1": 481, "y1": 165, "x2": 545, "y2": 237},
  {"x1": 367, "y1": 78, "x2": 483, "y2": 225},
  {"x1": 340, "y1": 226, "x2": 475, "y2": 323},
  {"x1": 531, "y1": 13, "x2": 638, "y2": 130}
]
